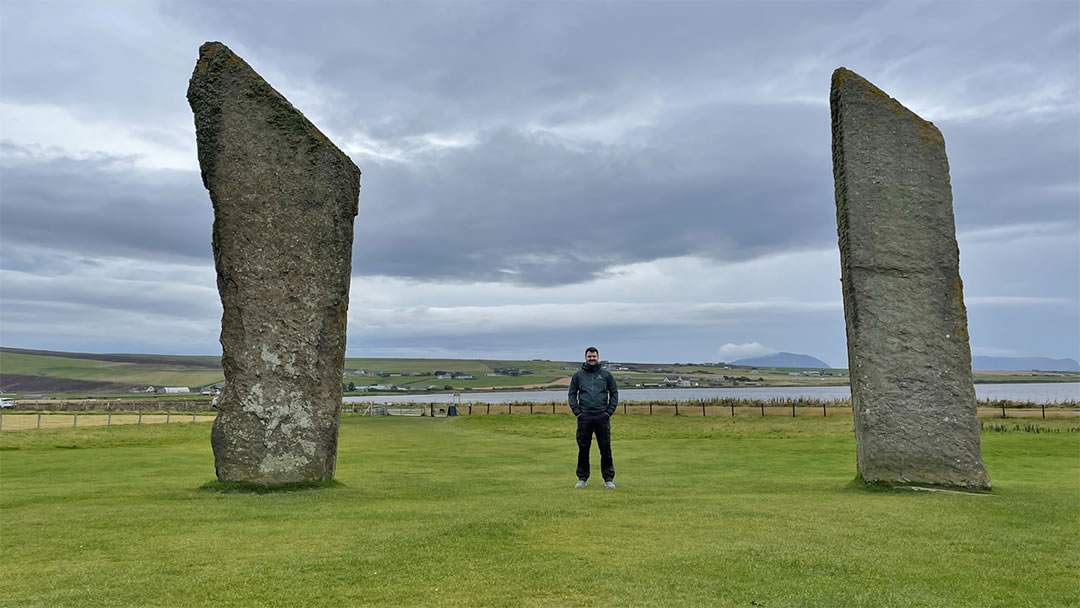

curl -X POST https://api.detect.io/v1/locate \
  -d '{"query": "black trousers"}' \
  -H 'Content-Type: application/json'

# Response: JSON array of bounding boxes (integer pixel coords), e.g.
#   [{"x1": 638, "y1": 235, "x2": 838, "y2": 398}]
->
[{"x1": 576, "y1": 412, "x2": 615, "y2": 482}]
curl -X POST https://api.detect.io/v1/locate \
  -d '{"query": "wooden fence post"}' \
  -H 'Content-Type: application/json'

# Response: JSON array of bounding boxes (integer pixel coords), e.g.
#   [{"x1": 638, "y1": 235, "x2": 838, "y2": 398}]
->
[
  {"x1": 791, "y1": 403, "x2": 796, "y2": 418},
  {"x1": 138, "y1": 411, "x2": 142, "y2": 425},
  {"x1": 74, "y1": 413, "x2": 78, "y2": 427},
  {"x1": 509, "y1": 404, "x2": 513, "y2": 415},
  {"x1": 1001, "y1": 403, "x2": 1006, "y2": 419},
  {"x1": 623, "y1": 403, "x2": 627, "y2": 415},
  {"x1": 760, "y1": 403, "x2": 764, "y2": 417},
  {"x1": 731, "y1": 403, "x2": 735, "y2": 417},
  {"x1": 552, "y1": 403, "x2": 556, "y2": 414},
  {"x1": 486, "y1": 404, "x2": 490, "y2": 415},
  {"x1": 167, "y1": 412, "x2": 171, "y2": 424},
  {"x1": 823, "y1": 402, "x2": 827, "y2": 417},
  {"x1": 649, "y1": 403, "x2": 653, "y2": 415},
  {"x1": 1042, "y1": 403, "x2": 1046, "y2": 419},
  {"x1": 675, "y1": 403, "x2": 679, "y2": 416},
  {"x1": 37, "y1": 413, "x2": 42, "y2": 429},
  {"x1": 701, "y1": 403, "x2": 706, "y2": 416},
  {"x1": 529, "y1": 404, "x2": 533, "y2": 415}
]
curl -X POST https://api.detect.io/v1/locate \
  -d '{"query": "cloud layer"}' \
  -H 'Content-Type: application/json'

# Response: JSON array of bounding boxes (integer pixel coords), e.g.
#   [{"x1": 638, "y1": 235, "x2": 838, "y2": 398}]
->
[{"x1": 1, "y1": 1, "x2": 1077, "y2": 366}]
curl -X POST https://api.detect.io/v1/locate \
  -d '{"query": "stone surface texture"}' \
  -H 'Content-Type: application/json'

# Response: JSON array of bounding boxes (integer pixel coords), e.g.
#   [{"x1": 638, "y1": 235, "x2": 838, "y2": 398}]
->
[
  {"x1": 187, "y1": 42, "x2": 361, "y2": 484},
  {"x1": 830, "y1": 67, "x2": 990, "y2": 489}
]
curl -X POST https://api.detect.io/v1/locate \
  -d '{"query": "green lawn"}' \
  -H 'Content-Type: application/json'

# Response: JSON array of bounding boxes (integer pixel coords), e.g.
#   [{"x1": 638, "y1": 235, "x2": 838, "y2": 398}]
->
[{"x1": 1, "y1": 416, "x2": 1077, "y2": 607}]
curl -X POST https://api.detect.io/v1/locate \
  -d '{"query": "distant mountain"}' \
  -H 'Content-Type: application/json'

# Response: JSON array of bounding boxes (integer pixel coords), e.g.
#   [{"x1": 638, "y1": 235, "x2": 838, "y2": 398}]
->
[
  {"x1": 731, "y1": 352, "x2": 831, "y2": 369},
  {"x1": 972, "y1": 356, "x2": 1080, "y2": 372}
]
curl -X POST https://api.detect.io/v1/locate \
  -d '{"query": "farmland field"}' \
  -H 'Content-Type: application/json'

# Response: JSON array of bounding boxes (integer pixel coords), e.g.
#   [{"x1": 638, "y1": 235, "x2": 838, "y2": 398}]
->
[
  {"x1": 0, "y1": 350, "x2": 226, "y2": 391},
  {"x1": 4, "y1": 347, "x2": 1077, "y2": 397},
  {"x1": 1, "y1": 415, "x2": 1076, "y2": 607}
]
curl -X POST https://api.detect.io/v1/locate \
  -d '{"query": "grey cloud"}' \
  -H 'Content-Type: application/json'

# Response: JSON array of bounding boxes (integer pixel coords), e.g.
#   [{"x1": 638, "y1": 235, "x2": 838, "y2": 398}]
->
[
  {"x1": 948, "y1": 119, "x2": 1080, "y2": 232},
  {"x1": 142, "y1": 1, "x2": 1078, "y2": 289},
  {"x1": 1, "y1": 0, "x2": 1076, "y2": 362},
  {"x1": 0, "y1": 2, "x2": 198, "y2": 126},
  {"x1": 158, "y1": 1, "x2": 868, "y2": 137},
  {"x1": 154, "y1": 2, "x2": 1078, "y2": 140},
  {"x1": 0, "y1": 145, "x2": 213, "y2": 264},
  {"x1": 2, "y1": 282, "x2": 217, "y2": 324},
  {"x1": 349, "y1": 113, "x2": 836, "y2": 285}
]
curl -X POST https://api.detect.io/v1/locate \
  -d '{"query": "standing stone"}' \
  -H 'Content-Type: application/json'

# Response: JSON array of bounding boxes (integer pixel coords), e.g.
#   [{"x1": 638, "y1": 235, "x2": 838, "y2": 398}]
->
[
  {"x1": 830, "y1": 68, "x2": 990, "y2": 489},
  {"x1": 187, "y1": 42, "x2": 361, "y2": 484}
]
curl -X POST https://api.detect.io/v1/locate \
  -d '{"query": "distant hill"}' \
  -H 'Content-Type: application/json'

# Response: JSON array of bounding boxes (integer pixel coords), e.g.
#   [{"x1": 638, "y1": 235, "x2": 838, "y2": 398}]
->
[
  {"x1": 732, "y1": 352, "x2": 831, "y2": 369},
  {"x1": 972, "y1": 356, "x2": 1080, "y2": 372},
  {"x1": 0, "y1": 347, "x2": 222, "y2": 368},
  {"x1": 0, "y1": 347, "x2": 226, "y2": 394}
]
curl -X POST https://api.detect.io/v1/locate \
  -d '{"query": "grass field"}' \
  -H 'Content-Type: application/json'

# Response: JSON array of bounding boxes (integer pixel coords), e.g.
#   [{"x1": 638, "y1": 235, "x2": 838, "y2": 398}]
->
[
  {"x1": 0, "y1": 351, "x2": 226, "y2": 389},
  {"x1": 5, "y1": 348, "x2": 1078, "y2": 397},
  {"x1": 1, "y1": 415, "x2": 1077, "y2": 607}
]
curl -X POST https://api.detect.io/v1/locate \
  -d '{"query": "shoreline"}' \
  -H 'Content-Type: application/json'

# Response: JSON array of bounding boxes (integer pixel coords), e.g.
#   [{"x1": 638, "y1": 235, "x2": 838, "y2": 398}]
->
[{"x1": 348, "y1": 377, "x2": 1079, "y2": 398}]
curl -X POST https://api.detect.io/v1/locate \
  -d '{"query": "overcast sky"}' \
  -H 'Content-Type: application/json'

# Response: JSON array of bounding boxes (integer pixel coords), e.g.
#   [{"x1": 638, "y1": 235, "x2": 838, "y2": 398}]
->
[{"x1": 1, "y1": 0, "x2": 1077, "y2": 366}]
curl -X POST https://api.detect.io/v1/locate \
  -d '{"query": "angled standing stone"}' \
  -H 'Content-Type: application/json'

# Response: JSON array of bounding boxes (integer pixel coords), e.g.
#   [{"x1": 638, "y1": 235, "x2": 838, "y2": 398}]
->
[
  {"x1": 187, "y1": 42, "x2": 361, "y2": 484},
  {"x1": 830, "y1": 68, "x2": 989, "y2": 489}
]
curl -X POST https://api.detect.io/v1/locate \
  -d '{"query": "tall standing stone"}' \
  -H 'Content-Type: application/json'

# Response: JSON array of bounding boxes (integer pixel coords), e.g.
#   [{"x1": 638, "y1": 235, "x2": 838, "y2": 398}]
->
[
  {"x1": 830, "y1": 68, "x2": 990, "y2": 489},
  {"x1": 187, "y1": 42, "x2": 361, "y2": 484}
]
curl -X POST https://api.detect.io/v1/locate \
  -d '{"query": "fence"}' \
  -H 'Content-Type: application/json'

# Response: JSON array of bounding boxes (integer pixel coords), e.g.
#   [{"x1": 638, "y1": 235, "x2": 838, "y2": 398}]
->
[
  {"x1": 13, "y1": 399, "x2": 216, "y2": 412},
  {"x1": 346, "y1": 398, "x2": 1078, "y2": 420},
  {"x1": 0, "y1": 412, "x2": 216, "y2": 431},
  {"x1": 3, "y1": 398, "x2": 1075, "y2": 431}
]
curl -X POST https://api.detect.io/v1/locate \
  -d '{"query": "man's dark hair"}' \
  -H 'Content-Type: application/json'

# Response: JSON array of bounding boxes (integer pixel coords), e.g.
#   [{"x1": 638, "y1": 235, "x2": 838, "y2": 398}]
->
[{"x1": 585, "y1": 346, "x2": 599, "y2": 355}]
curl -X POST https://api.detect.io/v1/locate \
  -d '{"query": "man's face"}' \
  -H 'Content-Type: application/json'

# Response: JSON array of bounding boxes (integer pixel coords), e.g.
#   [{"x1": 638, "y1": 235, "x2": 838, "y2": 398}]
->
[{"x1": 585, "y1": 350, "x2": 599, "y2": 365}]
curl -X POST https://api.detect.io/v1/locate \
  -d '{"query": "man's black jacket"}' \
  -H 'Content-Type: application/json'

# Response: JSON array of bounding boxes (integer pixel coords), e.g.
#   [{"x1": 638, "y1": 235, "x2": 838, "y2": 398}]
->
[{"x1": 568, "y1": 362, "x2": 619, "y2": 416}]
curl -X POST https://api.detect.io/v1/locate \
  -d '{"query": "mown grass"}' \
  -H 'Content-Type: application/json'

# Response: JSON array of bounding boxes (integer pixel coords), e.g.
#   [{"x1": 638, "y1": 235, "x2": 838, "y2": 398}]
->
[{"x1": 0, "y1": 415, "x2": 1077, "y2": 607}]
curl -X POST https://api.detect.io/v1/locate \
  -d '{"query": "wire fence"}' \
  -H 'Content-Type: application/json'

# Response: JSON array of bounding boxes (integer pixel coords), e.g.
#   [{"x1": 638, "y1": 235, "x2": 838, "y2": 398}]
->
[
  {"x1": 2, "y1": 398, "x2": 1075, "y2": 431},
  {"x1": 348, "y1": 398, "x2": 1078, "y2": 420}
]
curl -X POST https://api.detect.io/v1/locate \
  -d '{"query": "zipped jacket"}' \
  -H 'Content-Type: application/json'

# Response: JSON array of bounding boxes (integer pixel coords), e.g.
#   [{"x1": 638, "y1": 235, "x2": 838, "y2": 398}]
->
[{"x1": 568, "y1": 363, "x2": 619, "y2": 416}]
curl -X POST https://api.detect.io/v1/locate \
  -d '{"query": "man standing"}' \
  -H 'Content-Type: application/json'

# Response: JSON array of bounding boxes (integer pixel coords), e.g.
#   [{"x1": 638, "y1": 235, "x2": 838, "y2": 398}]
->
[{"x1": 568, "y1": 346, "x2": 619, "y2": 489}]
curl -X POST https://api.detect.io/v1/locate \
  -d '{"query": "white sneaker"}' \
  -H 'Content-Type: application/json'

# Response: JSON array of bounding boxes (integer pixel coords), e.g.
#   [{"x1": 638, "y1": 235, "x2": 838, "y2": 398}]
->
[
  {"x1": 604, "y1": 481, "x2": 616, "y2": 489},
  {"x1": 575, "y1": 480, "x2": 587, "y2": 488}
]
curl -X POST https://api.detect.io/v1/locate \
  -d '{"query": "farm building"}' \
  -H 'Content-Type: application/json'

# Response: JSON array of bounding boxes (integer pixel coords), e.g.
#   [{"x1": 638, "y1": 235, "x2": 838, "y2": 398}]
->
[{"x1": 159, "y1": 387, "x2": 191, "y2": 394}]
